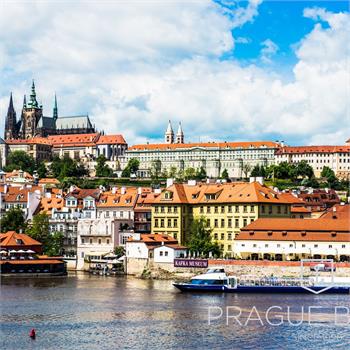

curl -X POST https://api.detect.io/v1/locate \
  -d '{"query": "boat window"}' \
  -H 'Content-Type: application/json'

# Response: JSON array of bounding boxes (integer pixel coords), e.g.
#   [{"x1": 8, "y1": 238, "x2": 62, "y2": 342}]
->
[{"x1": 191, "y1": 279, "x2": 224, "y2": 285}]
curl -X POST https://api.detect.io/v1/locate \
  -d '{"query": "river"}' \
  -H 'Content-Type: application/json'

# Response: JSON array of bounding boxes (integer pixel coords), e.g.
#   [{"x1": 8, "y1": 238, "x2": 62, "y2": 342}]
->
[{"x1": 1, "y1": 273, "x2": 349, "y2": 349}]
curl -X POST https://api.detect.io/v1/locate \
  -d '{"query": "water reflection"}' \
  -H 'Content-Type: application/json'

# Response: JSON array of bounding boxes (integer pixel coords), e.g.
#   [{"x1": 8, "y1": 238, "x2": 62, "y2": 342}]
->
[{"x1": 1, "y1": 273, "x2": 349, "y2": 350}]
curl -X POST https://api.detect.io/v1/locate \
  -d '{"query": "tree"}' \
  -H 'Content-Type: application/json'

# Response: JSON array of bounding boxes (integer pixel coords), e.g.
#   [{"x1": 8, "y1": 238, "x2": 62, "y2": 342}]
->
[
  {"x1": 50, "y1": 155, "x2": 88, "y2": 179},
  {"x1": 114, "y1": 246, "x2": 125, "y2": 258},
  {"x1": 168, "y1": 166, "x2": 177, "y2": 178},
  {"x1": 186, "y1": 217, "x2": 222, "y2": 258},
  {"x1": 122, "y1": 158, "x2": 140, "y2": 177},
  {"x1": 95, "y1": 155, "x2": 113, "y2": 177},
  {"x1": 36, "y1": 161, "x2": 47, "y2": 178},
  {"x1": 45, "y1": 232, "x2": 64, "y2": 256},
  {"x1": 27, "y1": 213, "x2": 50, "y2": 245},
  {"x1": 296, "y1": 160, "x2": 314, "y2": 179},
  {"x1": 321, "y1": 166, "x2": 338, "y2": 188},
  {"x1": 184, "y1": 167, "x2": 196, "y2": 180},
  {"x1": 242, "y1": 163, "x2": 252, "y2": 178},
  {"x1": 221, "y1": 168, "x2": 229, "y2": 180},
  {"x1": 196, "y1": 167, "x2": 207, "y2": 180},
  {"x1": 0, "y1": 208, "x2": 27, "y2": 233},
  {"x1": 4, "y1": 151, "x2": 35, "y2": 174}
]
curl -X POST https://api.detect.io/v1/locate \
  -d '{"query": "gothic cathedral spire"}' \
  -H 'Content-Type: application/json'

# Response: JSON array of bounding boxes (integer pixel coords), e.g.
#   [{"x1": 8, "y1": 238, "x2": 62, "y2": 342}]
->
[
  {"x1": 4, "y1": 92, "x2": 17, "y2": 139},
  {"x1": 28, "y1": 79, "x2": 39, "y2": 108},
  {"x1": 53, "y1": 94, "x2": 58, "y2": 120}
]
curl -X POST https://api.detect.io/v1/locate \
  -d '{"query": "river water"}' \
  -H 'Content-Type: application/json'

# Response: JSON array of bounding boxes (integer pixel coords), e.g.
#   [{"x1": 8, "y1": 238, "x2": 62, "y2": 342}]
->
[{"x1": 1, "y1": 273, "x2": 349, "y2": 350}]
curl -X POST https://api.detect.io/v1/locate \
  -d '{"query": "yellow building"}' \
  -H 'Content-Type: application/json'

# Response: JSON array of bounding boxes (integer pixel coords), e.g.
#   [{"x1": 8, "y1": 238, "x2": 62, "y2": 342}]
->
[{"x1": 151, "y1": 181, "x2": 299, "y2": 257}]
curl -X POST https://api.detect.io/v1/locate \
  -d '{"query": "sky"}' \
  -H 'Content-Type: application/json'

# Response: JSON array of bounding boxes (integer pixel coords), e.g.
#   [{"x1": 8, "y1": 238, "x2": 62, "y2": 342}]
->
[{"x1": 0, "y1": 0, "x2": 349, "y2": 146}]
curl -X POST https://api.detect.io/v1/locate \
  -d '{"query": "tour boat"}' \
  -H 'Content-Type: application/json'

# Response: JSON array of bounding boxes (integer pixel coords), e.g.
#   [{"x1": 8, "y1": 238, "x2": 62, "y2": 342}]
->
[{"x1": 173, "y1": 268, "x2": 350, "y2": 294}]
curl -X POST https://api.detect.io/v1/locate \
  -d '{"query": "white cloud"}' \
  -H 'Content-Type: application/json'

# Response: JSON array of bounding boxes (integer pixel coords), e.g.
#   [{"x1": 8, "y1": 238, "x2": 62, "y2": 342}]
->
[
  {"x1": 0, "y1": 2, "x2": 349, "y2": 146},
  {"x1": 260, "y1": 39, "x2": 279, "y2": 63}
]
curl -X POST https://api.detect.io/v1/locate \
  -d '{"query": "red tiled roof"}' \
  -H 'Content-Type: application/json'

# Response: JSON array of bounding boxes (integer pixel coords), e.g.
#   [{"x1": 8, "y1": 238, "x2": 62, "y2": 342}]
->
[
  {"x1": 127, "y1": 234, "x2": 178, "y2": 243},
  {"x1": 0, "y1": 259, "x2": 63, "y2": 265},
  {"x1": 0, "y1": 231, "x2": 42, "y2": 247},
  {"x1": 48, "y1": 133, "x2": 99, "y2": 146},
  {"x1": 6, "y1": 137, "x2": 52, "y2": 145},
  {"x1": 129, "y1": 141, "x2": 279, "y2": 151},
  {"x1": 276, "y1": 145, "x2": 350, "y2": 154},
  {"x1": 96, "y1": 134, "x2": 126, "y2": 145}
]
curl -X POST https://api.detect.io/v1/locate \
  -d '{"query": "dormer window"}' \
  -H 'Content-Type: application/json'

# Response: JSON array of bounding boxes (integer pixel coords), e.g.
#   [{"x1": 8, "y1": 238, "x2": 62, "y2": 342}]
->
[
  {"x1": 205, "y1": 193, "x2": 216, "y2": 200},
  {"x1": 164, "y1": 191, "x2": 173, "y2": 200}
]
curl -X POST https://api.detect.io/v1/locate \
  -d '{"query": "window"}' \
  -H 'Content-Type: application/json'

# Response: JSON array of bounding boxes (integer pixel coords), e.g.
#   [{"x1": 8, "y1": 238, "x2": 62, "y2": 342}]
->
[
  {"x1": 228, "y1": 245, "x2": 232, "y2": 251},
  {"x1": 155, "y1": 219, "x2": 159, "y2": 228},
  {"x1": 342, "y1": 245, "x2": 346, "y2": 248},
  {"x1": 107, "y1": 239, "x2": 110, "y2": 244},
  {"x1": 302, "y1": 244, "x2": 305, "y2": 248},
  {"x1": 221, "y1": 206, "x2": 225, "y2": 213},
  {"x1": 277, "y1": 206, "x2": 281, "y2": 214},
  {"x1": 289, "y1": 244, "x2": 293, "y2": 248},
  {"x1": 214, "y1": 219, "x2": 218, "y2": 228},
  {"x1": 207, "y1": 206, "x2": 211, "y2": 213},
  {"x1": 161, "y1": 206, "x2": 165, "y2": 213},
  {"x1": 165, "y1": 251, "x2": 168, "y2": 257},
  {"x1": 228, "y1": 218, "x2": 232, "y2": 228},
  {"x1": 168, "y1": 207, "x2": 172, "y2": 213},
  {"x1": 235, "y1": 206, "x2": 239, "y2": 213},
  {"x1": 214, "y1": 206, "x2": 218, "y2": 213},
  {"x1": 277, "y1": 244, "x2": 280, "y2": 248},
  {"x1": 167, "y1": 219, "x2": 172, "y2": 228},
  {"x1": 221, "y1": 233, "x2": 224, "y2": 240},
  {"x1": 243, "y1": 219, "x2": 247, "y2": 227},
  {"x1": 81, "y1": 238, "x2": 85, "y2": 244},
  {"x1": 261, "y1": 206, "x2": 265, "y2": 214},
  {"x1": 200, "y1": 206, "x2": 204, "y2": 214},
  {"x1": 243, "y1": 205, "x2": 247, "y2": 213},
  {"x1": 250, "y1": 205, "x2": 254, "y2": 213},
  {"x1": 206, "y1": 219, "x2": 210, "y2": 227},
  {"x1": 214, "y1": 233, "x2": 218, "y2": 240},
  {"x1": 98, "y1": 239, "x2": 101, "y2": 244},
  {"x1": 265, "y1": 244, "x2": 268, "y2": 248},
  {"x1": 228, "y1": 206, "x2": 232, "y2": 213},
  {"x1": 81, "y1": 252, "x2": 84, "y2": 258},
  {"x1": 329, "y1": 245, "x2": 332, "y2": 248},
  {"x1": 314, "y1": 244, "x2": 318, "y2": 248},
  {"x1": 228, "y1": 233, "x2": 232, "y2": 240},
  {"x1": 221, "y1": 219, "x2": 225, "y2": 228},
  {"x1": 155, "y1": 207, "x2": 159, "y2": 213},
  {"x1": 235, "y1": 219, "x2": 239, "y2": 228},
  {"x1": 174, "y1": 207, "x2": 178, "y2": 213},
  {"x1": 160, "y1": 251, "x2": 163, "y2": 256},
  {"x1": 160, "y1": 219, "x2": 164, "y2": 228},
  {"x1": 269, "y1": 205, "x2": 272, "y2": 214},
  {"x1": 89, "y1": 238, "x2": 92, "y2": 244}
]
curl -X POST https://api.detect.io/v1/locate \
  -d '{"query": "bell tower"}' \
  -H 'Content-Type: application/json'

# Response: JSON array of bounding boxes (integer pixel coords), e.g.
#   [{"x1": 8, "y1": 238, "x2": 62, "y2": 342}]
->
[
  {"x1": 4, "y1": 93, "x2": 17, "y2": 140},
  {"x1": 165, "y1": 120, "x2": 174, "y2": 144},
  {"x1": 19, "y1": 80, "x2": 43, "y2": 138}
]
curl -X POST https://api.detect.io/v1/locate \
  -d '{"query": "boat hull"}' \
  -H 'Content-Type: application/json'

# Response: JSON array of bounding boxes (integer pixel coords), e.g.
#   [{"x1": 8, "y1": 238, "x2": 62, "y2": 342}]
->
[{"x1": 173, "y1": 283, "x2": 350, "y2": 294}]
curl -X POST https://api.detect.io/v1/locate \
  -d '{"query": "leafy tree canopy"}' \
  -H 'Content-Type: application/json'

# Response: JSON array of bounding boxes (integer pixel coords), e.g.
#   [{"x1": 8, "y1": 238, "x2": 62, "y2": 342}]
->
[
  {"x1": 0, "y1": 207, "x2": 27, "y2": 233},
  {"x1": 122, "y1": 158, "x2": 140, "y2": 177},
  {"x1": 50, "y1": 155, "x2": 88, "y2": 179},
  {"x1": 95, "y1": 155, "x2": 113, "y2": 177},
  {"x1": 4, "y1": 151, "x2": 35, "y2": 174},
  {"x1": 186, "y1": 217, "x2": 222, "y2": 258}
]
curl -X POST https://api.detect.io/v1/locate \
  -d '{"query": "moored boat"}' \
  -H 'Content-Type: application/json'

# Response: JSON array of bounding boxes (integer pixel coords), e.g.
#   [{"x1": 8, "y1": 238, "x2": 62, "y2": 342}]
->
[{"x1": 173, "y1": 268, "x2": 350, "y2": 294}]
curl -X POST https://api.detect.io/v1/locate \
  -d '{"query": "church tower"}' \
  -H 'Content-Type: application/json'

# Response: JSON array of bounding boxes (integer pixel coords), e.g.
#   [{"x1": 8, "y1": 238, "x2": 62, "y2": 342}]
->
[
  {"x1": 4, "y1": 93, "x2": 17, "y2": 140},
  {"x1": 176, "y1": 122, "x2": 184, "y2": 144},
  {"x1": 165, "y1": 120, "x2": 174, "y2": 144},
  {"x1": 19, "y1": 80, "x2": 43, "y2": 139},
  {"x1": 53, "y1": 94, "x2": 58, "y2": 120}
]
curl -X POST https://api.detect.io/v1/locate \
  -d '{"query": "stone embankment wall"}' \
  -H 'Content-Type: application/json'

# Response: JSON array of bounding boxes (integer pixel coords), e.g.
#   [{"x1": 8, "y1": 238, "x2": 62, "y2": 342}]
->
[{"x1": 126, "y1": 258, "x2": 350, "y2": 279}]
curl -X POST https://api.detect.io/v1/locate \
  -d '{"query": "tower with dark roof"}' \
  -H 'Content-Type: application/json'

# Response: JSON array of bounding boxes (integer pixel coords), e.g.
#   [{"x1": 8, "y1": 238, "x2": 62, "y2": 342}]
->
[{"x1": 4, "y1": 93, "x2": 18, "y2": 140}]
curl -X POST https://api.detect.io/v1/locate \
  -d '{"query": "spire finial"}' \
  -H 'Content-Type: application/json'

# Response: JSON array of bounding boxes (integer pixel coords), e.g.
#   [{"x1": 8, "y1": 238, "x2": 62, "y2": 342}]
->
[
  {"x1": 23, "y1": 94, "x2": 27, "y2": 108},
  {"x1": 29, "y1": 80, "x2": 38, "y2": 108}
]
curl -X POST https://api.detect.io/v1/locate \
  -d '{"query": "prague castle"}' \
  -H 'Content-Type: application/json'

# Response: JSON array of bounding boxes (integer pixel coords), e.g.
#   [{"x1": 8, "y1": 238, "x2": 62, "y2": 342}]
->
[{"x1": 4, "y1": 81, "x2": 95, "y2": 140}]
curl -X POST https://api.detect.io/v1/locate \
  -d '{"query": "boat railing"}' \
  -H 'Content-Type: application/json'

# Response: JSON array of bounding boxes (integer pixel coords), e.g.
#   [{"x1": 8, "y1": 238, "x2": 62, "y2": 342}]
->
[{"x1": 237, "y1": 276, "x2": 313, "y2": 287}]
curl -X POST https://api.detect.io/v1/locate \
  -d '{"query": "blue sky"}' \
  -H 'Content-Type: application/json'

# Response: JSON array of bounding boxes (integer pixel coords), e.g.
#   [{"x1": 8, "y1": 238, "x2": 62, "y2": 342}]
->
[{"x1": 0, "y1": 0, "x2": 349, "y2": 145}]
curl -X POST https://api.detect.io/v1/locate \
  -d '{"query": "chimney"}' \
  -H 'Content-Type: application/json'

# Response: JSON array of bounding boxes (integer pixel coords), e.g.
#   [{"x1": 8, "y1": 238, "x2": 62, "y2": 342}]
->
[
  {"x1": 121, "y1": 187, "x2": 126, "y2": 195},
  {"x1": 187, "y1": 180, "x2": 196, "y2": 186},
  {"x1": 137, "y1": 187, "x2": 142, "y2": 195},
  {"x1": 256, "y1": 176, "x2": 264, "y2": 185},
  {"x1": 112, "y1": 186, "x2": 117, "y2": 194},
  {"x1": 4, "y1": 184, "x2": 7, "y2": 193},
  {"x1": 249, "y1": 177, "x2": 255, "y2": 183},
  {"x1": 166, "y1": 178, "x2": 174, "y2": 188}
]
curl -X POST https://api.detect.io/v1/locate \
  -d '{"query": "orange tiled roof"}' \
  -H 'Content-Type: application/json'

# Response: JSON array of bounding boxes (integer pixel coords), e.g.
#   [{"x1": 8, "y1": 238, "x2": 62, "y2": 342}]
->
[
  {"x1": 2, "y1": 186, "x2": 42, "y2": 203},
  {"x1": 96, "y1": 134, "x2": 126, "y2": 145},
  {"x1": 0, "y1": 231, "x2": 42, "y2": 247},
  {"x1": 276, "y1": 145, "x2": 350, "y2": 155},
  {"x1": 0, "y1": 259, "x2": 63, "y2": 265},
  {"x1": 97, "y1": 187, "x2": 138, "y2": 208},
  {"x1": 127, "y1": 234, "x2": 178, "y2": 243},
  {"x1": 240, "y1": 218, "x2": 349, "y2": 233},
  {"x1": 48, "y1": 133, "x2": 99, "y2": 147},
  {"x1": 291, "y1": 206, "x2": 311, "y2": 213},
  {"x1": 5, "y1": 170, "x2": 34, "y2": 180},
  {"x1": 129, "y1": 141, "x2": 279, "y2": 151},
  {"x1": 320, "y1": 204, "x2": 350, "y2": 220},
  {"x1": 66, "y1": 187, "x2": 101, "y2": 200},
  {"x1": 38, "y1": 178, "x2": 60, "y2": 185},
  {"x1": 6, "y1": 137, "x2": 52, "y2": 145},
  {"x1": 153, "y1": 182, "x2": 301, "y2": 205},
  {"x1": 38, "y1": 197, "x2": 65, "y2": 215}
]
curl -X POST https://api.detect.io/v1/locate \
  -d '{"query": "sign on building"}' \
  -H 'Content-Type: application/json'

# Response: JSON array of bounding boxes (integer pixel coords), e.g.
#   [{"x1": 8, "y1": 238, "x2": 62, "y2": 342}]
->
[{"x1": 174, "y1": 259, "x2": 208, "y2": 268}]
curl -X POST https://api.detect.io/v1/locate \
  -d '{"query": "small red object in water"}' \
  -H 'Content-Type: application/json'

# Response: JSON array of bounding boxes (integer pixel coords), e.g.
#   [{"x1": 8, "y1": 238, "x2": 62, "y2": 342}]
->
[{"x1": 29, "y1": 329, "x2": 36, "y2": 339}]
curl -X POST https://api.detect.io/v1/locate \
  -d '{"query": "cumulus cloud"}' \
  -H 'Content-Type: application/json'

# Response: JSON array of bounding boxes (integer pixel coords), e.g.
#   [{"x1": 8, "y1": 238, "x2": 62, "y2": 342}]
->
[
  {"x1": 260, "y1": 39, "x2": 279, "y2": 63},
  {"x1": 0, "y1": 2, "x2": 349, "y2": 146}
]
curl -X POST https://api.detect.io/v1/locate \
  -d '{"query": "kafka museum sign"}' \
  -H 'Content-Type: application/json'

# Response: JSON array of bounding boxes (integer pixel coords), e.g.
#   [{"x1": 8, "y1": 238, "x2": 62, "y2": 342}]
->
[{"x1": 174, "y1": 259, "x2": 208, "y2": 268}]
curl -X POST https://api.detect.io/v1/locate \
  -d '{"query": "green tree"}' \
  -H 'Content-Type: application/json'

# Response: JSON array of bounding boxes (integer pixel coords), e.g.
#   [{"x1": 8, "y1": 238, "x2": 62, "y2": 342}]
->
[
  {"x1": 121, "y1": 158, "x2": 140, "y2": 177},
  {"x1": 27, "y1": 213, "x2": 50, "y2": 245},
  {"x1": 296, "y1": 160, "x2": 314, "y2": 179},
  {"x1": 242, "y1": 163, "x2": 252, "y2": 178},
  {"x1": 168, "y1": 166, "x2": 177, "y2": 178},
  {"x1": 36, "y1": 161, "x2": 47, "y2": 178},
  {"x1": 184, "y1": 167, "x2": 196, "y2": 180},
  {"x1": 321, "y1": 166, "x2": 338, "y2": 188},
  {"x1": 250, "y1": 165, "x2": 266, "y2": 177},
  {"x1": 4, "y1": 151, "x2": 35, "y2": 174},
  {"x1": 114, "y1": 246, "x2": 125, "y2": 258},
  {"x1": 0, "y1": 208, "x2": 27, "y2": 233},
  {"x1": 221, "y1": 168, "x2": 229, "y2": 180},
  {"x1": 196, "y1": 166, "x2": 207, "y2": 180},
  {"x1": 186, "y1": 217, "x2": 222, "y2": 257},
  {"x1": 50, "y1": 155, "x2": 88, "y2": 179},
  {"x1": 95, "y1": 155, "x2": 113, "y2": 177},
  {"x1": 45, "y1": 232, "x2": 64, "y2": 256}
]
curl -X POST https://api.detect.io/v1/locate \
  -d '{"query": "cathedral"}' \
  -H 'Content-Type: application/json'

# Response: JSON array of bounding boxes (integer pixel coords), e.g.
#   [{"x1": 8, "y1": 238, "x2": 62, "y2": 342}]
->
[{"x1": 4, "y1": 81, "x2": 96, "y2": 140}]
